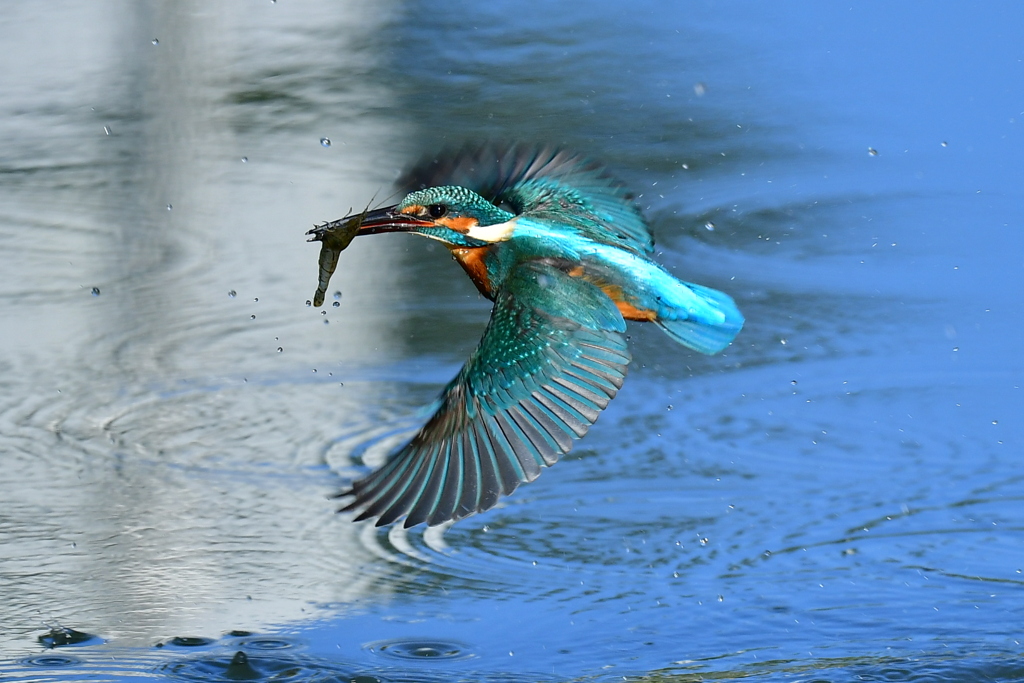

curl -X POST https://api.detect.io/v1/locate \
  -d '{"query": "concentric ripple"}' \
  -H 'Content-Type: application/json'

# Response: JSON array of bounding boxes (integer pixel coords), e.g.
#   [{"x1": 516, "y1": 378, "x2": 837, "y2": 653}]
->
[{"x1": 365, "y1": 638, "x2": 474, "y2": 662}]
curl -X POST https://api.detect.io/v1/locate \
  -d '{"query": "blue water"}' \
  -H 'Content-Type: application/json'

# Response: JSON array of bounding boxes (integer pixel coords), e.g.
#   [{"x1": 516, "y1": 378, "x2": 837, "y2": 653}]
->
[{"x1": 1, "y1": 2, "x2": 1022, "y2": 681}]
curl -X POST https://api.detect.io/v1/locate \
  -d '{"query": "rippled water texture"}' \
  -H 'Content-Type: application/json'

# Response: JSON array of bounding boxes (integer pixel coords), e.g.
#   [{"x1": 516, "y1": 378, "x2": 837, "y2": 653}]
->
[{"x1": 1, "y1": 2, "x2": 1022, "y2": 681}]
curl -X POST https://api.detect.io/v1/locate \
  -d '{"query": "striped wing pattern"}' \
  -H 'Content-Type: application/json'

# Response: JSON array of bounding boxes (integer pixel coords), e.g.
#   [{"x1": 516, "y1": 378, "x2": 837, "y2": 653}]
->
[
  {"x1": 339, "y1": 262, "x2": 631, "y2": 528},
  {"x1": 400, "y1": 143, "x2": 654, "y2": 255}
]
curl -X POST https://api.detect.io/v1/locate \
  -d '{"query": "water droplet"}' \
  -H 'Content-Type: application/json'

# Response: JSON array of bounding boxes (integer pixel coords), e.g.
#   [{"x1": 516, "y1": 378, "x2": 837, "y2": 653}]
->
[
  {"x1": 103, "y1": 125, "x2": 111, "y2": 135},
  {"x1": 992, "y1": 420, "x2": 998, "y2": 425},
  {"x1": 277, "y1": 347, "x2": 283, "y2": 353},
  {"x1": 868, "y1": 147, "x2": 879, "y2": 156},
  {"x1": 228, "y1": 290, "x2": 237, "y2": 298},
  {"x1": 240, "y1": 156, "x2": 248, "y2": 163},
  {"x1": 320, "y1": 137, "x2": 331, "y2": 148},
  {"x1": 90, "y1": 287, "x2": 100, "y2": 296},
  {"x1": 693, "y1": 82, "x2": 707, "y2": 96},
  {"x1": 717, "y1": 595, "x2": 724, "y2": 602},
  {"x1": 166, "y1": 204, "x2": 173, "y2": 211},
  {"x1": 941, "y1": 141, "x2": 948, "y2": 147},
  {"x1": 250, "y1": 314, "x2": 256, "y2": 320},
  {"x1": 312, "y1": 368, "x2": 317, "y2": 373},
  {"x1": 791, "y1": 380, "x2": 798, "y2": 385},
  {"x1": 323, "y1": 319, "x2": 329, "y2": 324},
  {"x1": 482, "y1": 525, "x2": 490, "y2": 532},
  {"x1": 332, "y1": 301, "x2": 340, "y2": 308},
  {"x1": 672, "y1": 571, "x2": 679, "y2": 578},
  {"x1": 305, "y1": 300, "x2": 311, "y2": 306},
  {"x1": 151, "y1": 38, "x2": 159, "y2": 45},
  {"x1": 704, "y1": 221, "x2": 715, "y2": 231},
  {"x1": 38, "y1": 626, "x2": 98, "y2": 648},
  {"x1": 763, "y1": 550, "x2": 772, "y2": 558},
  {"x1": 699, "y1": 537, "x2": 709, "y2": 546},
  {"x1": 780, "y1": 339, "x2": 787, "y2": 345},
  {"x1": 666, "y1": 404, "x2": 673, "y2": 411},
  {"x1": 169, "y1": 636, "x2": 214, "y2": 647},
  {"x1": 333, "y1": 291, "x2": 342, "y2": 300},
  {"x1": 953, "y1": 347, "x2": 959, "y2": 351},
  {"x1": 320, "y1": 310, "x2": 327, "y2": 316},
  {"x1": 681, "y1": 163, "x2": 689, "y2": 170}
]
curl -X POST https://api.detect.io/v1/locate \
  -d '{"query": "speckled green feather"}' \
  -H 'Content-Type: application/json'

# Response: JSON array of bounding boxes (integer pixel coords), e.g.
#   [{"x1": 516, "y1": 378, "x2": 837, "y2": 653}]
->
[
  {"x1": 342, "y1": 262, "x2": 629, "y2": 527},
  {"x1": 400, "y1": 144, "x2": 653, "y2": 253}
]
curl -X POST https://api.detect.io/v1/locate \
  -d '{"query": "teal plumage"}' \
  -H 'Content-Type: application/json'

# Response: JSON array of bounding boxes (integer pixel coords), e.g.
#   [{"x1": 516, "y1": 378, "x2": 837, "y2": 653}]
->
[{"x1": 311, "y1": 145, "x2": 743, "y2": 528}]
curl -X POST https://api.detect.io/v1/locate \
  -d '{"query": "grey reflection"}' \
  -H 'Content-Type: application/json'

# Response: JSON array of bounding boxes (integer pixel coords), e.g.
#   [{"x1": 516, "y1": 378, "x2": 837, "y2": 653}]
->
[{"x1": 0, "y1": 0, "x2": 411, "y2": 648}]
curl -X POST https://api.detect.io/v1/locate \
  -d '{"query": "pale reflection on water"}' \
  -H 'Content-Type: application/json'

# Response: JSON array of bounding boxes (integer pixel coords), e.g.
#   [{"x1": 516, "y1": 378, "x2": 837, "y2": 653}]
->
[
  {"x1": 1, "y1": 1, "x2": 1023, "y2": 682},
  {"x1": 0, "y1": 0, "x2": 412, "y2": 650}
]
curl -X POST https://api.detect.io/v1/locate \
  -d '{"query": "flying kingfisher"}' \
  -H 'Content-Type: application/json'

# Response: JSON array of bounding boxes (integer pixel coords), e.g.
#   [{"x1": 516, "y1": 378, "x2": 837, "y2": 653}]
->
[{"x1": 307, "y1": 145, "x2": 743, "y2": 528}]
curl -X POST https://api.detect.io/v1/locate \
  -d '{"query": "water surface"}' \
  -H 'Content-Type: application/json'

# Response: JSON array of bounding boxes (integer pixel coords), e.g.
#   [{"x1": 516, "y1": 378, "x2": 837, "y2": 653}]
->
[{"x1": 1, "y1": 2, "x2": 1022, "y2": 681}]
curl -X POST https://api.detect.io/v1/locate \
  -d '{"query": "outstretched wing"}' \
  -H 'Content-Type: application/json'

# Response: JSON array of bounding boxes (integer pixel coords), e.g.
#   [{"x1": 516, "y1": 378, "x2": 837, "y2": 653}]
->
[
  {"x1": 400, "y1": 143, "x2": 654, "y2": 255},
  {"x1": 339, "y1": 261, "x2": 631, "y2": 528}
]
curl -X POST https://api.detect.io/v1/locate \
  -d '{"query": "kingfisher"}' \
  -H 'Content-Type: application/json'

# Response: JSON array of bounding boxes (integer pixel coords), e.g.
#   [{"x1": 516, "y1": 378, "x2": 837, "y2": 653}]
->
[{"x1": 307, "y1": 145, "x2": 743, "y2": 529}]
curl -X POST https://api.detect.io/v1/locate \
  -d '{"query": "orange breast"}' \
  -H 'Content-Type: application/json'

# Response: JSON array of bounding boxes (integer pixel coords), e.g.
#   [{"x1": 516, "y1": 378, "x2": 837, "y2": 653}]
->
[{"x1": 450, "y1": 247, "x2": 494, "y2": 298}]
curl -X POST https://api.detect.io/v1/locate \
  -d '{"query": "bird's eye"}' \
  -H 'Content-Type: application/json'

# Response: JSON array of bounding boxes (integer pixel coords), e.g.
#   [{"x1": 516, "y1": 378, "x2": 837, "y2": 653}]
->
[{"x1": 427, "y1": 204, "x2": 447, "y2": 219}]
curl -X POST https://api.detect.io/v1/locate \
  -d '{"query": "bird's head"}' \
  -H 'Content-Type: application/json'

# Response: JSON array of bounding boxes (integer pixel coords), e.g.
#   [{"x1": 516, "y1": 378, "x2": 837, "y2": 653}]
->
[{"x1": 345, "y1": 186, "x2": 517, "y2": 248}]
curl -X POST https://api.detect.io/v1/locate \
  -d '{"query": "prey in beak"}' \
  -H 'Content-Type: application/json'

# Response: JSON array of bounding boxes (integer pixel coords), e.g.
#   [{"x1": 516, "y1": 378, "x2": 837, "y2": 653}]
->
[{"x1": 306, "y1": 205, "x2": 430, "y2": 306}]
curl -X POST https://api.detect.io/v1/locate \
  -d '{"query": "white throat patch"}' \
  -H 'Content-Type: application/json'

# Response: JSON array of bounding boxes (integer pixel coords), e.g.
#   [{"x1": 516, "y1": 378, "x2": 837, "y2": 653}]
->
[{"x1": 465, "y1": 218, "x2": 516, "y2": 243}]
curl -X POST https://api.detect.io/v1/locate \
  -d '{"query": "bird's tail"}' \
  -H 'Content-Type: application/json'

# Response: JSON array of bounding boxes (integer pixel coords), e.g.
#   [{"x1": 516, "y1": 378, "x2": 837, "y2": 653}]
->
[{"x1": 655, "y1": 282, "x2": 744, "y2": 355}]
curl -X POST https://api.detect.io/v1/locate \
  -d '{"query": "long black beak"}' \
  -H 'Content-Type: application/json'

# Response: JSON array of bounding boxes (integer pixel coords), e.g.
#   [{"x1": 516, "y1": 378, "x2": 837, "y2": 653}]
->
[{"x1": 353, "y1": 205, "x2": 434, "y2": 234}]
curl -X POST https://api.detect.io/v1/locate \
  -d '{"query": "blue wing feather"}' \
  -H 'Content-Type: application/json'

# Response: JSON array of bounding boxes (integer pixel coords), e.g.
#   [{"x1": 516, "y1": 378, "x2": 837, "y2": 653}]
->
[{"x1": 339, "y1": 261, "x2": 630, "y2": 528}]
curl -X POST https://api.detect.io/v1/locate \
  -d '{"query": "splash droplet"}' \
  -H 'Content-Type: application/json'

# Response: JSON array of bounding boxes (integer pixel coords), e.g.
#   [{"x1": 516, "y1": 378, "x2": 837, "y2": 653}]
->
[
  {"x1": 250, "y1": 314, "x2": 256, "y2": 320},
  {"x1": 240, "y1": 156, "x2": 248, "y2": 163},
  {"x1": 693, "y1": 82, "x2": 707, "y2": 96},
  {"x1": 704, "y1": 221, "x2": 715, "y2": 231},
  {"x1": 305, "y1": 300, "x2": 312, "y2": 307},
  {"x1": 90, "y1": 287, "x2": 100, "y2": 296},
  {"x1": 151, "y1": 38, "x2": 159, "y2": 46},
  {"x1": 333, "y1": 291, "x2": 342, "y2": 300},
  {"x1": 868, "y1": 147, "x2": 879, "y2": 156},
  {"x1": 320, "y1": 137, "x2": 331, "y2": 148},
  {"x1": 277, "y1": 347, "x2": 283, "y2": 353},
  {"x1": 332, "y1": 301, "x2": 340, "y2": 308},
  {"x1": 228, "y1": 290, "x2": 237, "y2": 298},
  {"x1": 166, "y1": 204, "x2": 173, "y2": 211}
]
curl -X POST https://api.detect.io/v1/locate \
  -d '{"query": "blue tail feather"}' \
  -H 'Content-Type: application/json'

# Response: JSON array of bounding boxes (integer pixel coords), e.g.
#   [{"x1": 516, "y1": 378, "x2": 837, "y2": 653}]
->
[{"x1": 657, "y1": 282, "x2": 744, "y2": 355}]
